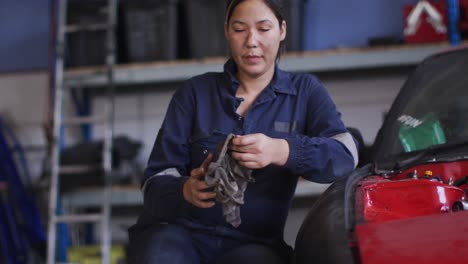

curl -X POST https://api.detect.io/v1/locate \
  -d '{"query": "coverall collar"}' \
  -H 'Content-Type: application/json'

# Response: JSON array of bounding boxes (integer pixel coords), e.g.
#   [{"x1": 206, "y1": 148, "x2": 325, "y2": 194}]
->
[{"x1": 223, "y1": 59, "x2": 297, "y2": 96}]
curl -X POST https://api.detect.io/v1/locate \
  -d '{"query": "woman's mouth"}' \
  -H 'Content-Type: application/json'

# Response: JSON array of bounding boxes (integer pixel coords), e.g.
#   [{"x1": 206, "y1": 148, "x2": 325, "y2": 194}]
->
[{"x1": 244, "y1": 55, "x2": 261, "y2": 64}]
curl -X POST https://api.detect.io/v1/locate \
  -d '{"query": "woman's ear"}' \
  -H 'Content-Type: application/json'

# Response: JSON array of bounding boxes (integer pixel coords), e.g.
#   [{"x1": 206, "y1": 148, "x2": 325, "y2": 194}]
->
[{"x1": 280, "y1": 20, "x2": 287, "y2": 41}]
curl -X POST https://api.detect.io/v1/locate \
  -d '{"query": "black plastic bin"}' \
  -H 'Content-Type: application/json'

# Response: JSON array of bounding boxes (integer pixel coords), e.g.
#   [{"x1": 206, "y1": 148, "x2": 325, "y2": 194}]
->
[
  {"x1": 183, "y1": 0, "x2": 228, "y2": 59},
  {"x1": 284, "y1": 0, "x2": 304, "y2": 52},
  {"x1": 65, "y1": 0, "x2": 110, "y2": 67},
  {"x1": 122, "y1": 0, "x2": 178, "y2": 62}
]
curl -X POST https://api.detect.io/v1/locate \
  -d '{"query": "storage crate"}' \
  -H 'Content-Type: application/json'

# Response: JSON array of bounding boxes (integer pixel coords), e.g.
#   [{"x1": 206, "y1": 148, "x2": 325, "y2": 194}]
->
[
  {"x1": 303, "y1": 0, "x2": 419, "y2": 50},
  {"x1": 182, "y1": 0, "x2": 227, "y2": 59},
  {"x1": 284, "y1": 0, "x2": 305, "y2": 51},
  {"x1": 65, "y1": 0, "x2": 109, "y2": 67},
  {"x1": 123, "y1": 0, "x2": 178, "y2": 62}
]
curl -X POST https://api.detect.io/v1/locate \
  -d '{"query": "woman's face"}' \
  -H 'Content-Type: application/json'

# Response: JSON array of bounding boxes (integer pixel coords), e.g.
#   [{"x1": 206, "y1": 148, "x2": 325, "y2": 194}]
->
[{"x1": 225, "y1": 0, "x2": 286, "y2": 79}]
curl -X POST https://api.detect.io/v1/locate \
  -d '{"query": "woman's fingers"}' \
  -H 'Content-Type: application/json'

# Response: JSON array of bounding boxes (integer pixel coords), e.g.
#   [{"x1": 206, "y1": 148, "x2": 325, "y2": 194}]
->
[
  {"x1": 196, "y1": 190, "x2": 217, "y2": 201},
  {"x1": 190, "y1": 167, "x2": 205, "y2": 178},
  {"x1": 229, "y1": 133, "x2": 289, "y2": 167},
  {"x1": 195, "y1": 179, "x2": 211, "y2": 190},
  {"x1": 229, "y1": 135, "x2": 260, "y2": 156},
  {"x1": 200, "y1": 153, "x2": 213, "y2": 170},
  {"x1": 239, "y1": 162, "x2": 261, "y2": 169},
  {"x1": 184, "y1": 153, "x2": 216, "y2": 208},
  {"x1": 231, "y1": 134, "x2": 257, "y2": 145},
  {"x1": 230, "y1": 141, "x2": 270, "y2": 168},
  {"x1": 190, "y1": 153, "x2": 213, "y2": 179},
  {"x1": 192, "y1": 199, "x2": 215, "y2": 208},
  {"x1": 190, "y1": 185, "x2": 216, "y2": 208},
  {"x1": 184, "y1": 177, "x2": 216, "y2": 208},
  {"x1": 230, "y1": 144, "x2": 257, "y2": 154},
  {"x1": 230, "y1": 151, "x2": 256, "y2": 162}
]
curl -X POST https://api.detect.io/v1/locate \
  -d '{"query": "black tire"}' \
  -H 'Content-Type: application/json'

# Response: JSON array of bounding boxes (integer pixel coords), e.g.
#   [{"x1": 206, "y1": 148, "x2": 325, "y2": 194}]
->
[{"x1": 294, "y1": 176, "x2": 354, "y2": 264}]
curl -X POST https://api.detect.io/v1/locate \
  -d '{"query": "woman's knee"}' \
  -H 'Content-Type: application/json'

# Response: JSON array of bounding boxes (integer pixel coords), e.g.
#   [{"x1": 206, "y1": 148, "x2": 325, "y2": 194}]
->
[{"x1": 128, "y1": 223, "x2": 199, "y2": 264}]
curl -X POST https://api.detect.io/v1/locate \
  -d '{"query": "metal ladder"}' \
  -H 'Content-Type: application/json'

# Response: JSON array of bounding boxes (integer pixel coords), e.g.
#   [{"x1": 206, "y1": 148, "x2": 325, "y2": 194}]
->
[{"x1": 47, "y1": 0, "x2": 117, "y2": 263}]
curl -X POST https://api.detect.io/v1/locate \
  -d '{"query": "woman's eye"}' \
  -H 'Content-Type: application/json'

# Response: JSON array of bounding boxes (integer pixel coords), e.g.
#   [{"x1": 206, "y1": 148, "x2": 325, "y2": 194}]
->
[{"x1": 232, "y1": 26, "x2": 245, "y2": 32}]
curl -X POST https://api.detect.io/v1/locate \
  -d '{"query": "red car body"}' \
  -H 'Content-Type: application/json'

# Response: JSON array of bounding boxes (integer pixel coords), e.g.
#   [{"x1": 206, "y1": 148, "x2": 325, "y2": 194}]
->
[
  {"x1": 295, "y1": 46, "x2": 468, "y2": 264},
  {"x1": 355, "y1": 161, "x2": 468, "y2": 264}
]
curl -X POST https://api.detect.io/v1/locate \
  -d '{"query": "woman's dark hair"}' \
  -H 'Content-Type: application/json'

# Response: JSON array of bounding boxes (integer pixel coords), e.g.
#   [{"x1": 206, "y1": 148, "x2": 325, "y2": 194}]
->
[{"x1": 225, "y1": 0, "x2": 286, "y2": 61}]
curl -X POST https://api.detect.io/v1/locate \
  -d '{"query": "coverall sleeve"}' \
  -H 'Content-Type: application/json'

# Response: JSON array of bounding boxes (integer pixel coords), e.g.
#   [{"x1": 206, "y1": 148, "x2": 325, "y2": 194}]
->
[
  {"x1": 284, "y1": 78, "x2": 358, "y2": 183},
  {"x1": 140, "y1": 82, "x2": 195, "y2": 222}
]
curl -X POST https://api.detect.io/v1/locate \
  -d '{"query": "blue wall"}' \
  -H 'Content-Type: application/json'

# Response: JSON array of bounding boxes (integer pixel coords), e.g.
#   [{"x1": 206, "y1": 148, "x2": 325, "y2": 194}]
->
[
  {"x1": 0, "y1": 0, "x2": 429, "y2": 71},
  {"x1": 0, "y1": 0, "x2": 50, "y2": 73},
  {"x1": 303, "y1": 0, "x2": 419, "y2": 50}
]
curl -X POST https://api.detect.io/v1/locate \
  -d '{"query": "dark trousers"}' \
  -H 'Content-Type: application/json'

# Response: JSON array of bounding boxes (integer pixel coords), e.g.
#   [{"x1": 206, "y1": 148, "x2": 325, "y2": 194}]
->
[{"x1": 127, "y1": 222, "x2": 291, "y2": 264}]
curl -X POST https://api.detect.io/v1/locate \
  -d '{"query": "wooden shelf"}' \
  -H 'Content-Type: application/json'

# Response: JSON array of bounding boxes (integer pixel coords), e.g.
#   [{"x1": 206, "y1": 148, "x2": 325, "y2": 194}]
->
[{"x1": 64, "y1": 42, "x2": 457, "y2": 88}]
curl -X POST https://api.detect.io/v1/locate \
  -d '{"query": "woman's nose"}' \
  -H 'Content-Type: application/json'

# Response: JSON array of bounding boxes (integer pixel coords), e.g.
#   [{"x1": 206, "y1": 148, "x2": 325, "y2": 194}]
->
[{"x1": 245, "y1": 30, "x2": 259, "y2": 48}]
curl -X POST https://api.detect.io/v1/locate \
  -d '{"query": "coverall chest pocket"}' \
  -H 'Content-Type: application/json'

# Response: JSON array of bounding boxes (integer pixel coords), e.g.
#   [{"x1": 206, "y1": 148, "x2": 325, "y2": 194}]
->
[
  {"x1": 189, "y1": 131, "x2": 229, "y2": 169},
  {"x1": 265, "y1": 120, "x2": 304, "y2": 140}
]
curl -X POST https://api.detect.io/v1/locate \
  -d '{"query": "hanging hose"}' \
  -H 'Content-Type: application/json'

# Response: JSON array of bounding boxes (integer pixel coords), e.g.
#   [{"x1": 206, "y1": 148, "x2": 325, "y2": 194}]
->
[
  {"x1": 0, "y1": 116, "x2": 47, "y2": 261},
  {"x1": 0, "y1": 118, "x2": 32, "y2": 186}
]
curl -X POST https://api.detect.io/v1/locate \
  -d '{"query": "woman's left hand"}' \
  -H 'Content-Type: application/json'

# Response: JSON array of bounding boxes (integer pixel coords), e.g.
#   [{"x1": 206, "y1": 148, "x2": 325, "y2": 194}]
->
[{"x1": 229, "y1": 133, "x2": 289, "y2": 169}]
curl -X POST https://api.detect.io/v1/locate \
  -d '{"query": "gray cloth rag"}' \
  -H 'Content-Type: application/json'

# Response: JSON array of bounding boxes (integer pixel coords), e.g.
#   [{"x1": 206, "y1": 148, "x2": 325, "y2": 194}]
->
[{"x1": 205, "y1": 133, "x2": 255, "y2": 227}]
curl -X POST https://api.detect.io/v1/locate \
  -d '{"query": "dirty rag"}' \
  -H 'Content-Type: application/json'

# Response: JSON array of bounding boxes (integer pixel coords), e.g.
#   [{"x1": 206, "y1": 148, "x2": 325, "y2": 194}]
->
[{"x1": 205, "y1": 134, "x2": 255, "y2": 227}]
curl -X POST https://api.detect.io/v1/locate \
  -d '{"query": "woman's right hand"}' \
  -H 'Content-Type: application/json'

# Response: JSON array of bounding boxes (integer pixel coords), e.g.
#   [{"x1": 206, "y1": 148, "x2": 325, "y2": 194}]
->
[{"x1": 183, "y1": 153, "x2": 216, "y2": 208}]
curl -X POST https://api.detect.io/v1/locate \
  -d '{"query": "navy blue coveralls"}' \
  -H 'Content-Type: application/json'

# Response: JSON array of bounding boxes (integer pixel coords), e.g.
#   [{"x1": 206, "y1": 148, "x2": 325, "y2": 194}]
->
[{"x1": 128, "y1": 59, "x2": 358, "y2": 264}]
